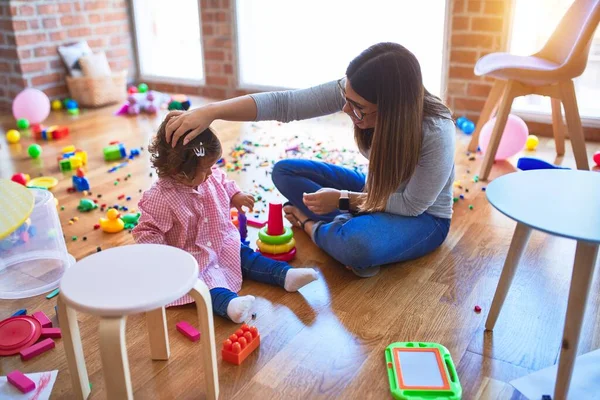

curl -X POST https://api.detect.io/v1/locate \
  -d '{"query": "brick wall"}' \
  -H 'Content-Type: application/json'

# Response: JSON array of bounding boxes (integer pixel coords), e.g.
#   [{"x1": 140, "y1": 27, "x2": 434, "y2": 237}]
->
[
  {"x1": 0, "y1": 2, "x2": 23, "y2": 112},
  {"x1": 0, "y1": 0, "x2": 136, "y2": 111},
  {"x1": 446, "y1": 0, "x2": 511, "y2": 121}
]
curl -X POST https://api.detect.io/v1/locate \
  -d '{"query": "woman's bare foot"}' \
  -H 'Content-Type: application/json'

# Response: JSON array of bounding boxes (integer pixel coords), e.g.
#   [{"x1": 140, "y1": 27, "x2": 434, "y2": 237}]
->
[{"x1": 283, "y1": 204, "x2": 315, "y2": 239}]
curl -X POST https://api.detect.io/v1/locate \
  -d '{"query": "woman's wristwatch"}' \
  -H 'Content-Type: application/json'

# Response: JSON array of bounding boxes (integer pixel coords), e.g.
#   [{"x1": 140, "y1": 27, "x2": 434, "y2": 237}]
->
[{"x1": 339, "y1": 190, "x2": 350, "y2": 212}]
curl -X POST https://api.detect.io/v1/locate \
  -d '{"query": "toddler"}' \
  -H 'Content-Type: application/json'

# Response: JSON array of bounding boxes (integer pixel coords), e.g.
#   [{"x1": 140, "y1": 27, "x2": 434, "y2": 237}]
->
[{"x1": 133, "y1": 118, "x2": 318, "y2": 323}]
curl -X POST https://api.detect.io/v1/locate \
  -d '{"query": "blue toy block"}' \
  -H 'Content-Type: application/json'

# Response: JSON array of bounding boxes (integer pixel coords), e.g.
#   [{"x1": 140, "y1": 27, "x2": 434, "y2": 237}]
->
[
  {"x1": 11, "y1": 309, "x2": 27, "y2": 316},
  {"x1": 517, "y1": 157, "x2": 570, "y2": 171},
  {"x1": 72, "y1": 176, "x2": 90, "y2": 191}
]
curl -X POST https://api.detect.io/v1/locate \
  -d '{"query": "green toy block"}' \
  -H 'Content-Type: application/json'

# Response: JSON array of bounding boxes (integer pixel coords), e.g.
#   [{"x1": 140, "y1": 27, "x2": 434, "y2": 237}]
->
[
  {"x1": 59, "y1": 158, "x2": 72, "y2": 172},
  {"x1": 385, "y1": 342, "x2": 461, "y2": 400},
  {"x1": 104, "y1": 145, "x2": 124, "y2": 161}
]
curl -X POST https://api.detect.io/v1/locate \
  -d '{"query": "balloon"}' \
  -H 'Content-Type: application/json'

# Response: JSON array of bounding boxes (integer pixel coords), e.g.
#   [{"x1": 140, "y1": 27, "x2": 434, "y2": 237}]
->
[
  {"x1": 593, "y1": 151, "x2": 600, "y2": 167},
  {"x1": 479, "y1": 114, "x2": 528, "y2": 160},
  {"x1": 12, "y1": 88, "x2": 50, "y2": 124}
]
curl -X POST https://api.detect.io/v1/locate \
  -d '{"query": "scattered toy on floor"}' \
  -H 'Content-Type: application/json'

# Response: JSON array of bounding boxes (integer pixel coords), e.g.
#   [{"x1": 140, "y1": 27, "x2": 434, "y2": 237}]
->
[
  {"x1": 58, "y1": 145, "x2": 88, "y2": 172},
  {"x1": 7, "y1": 370, "x2": 36, "y2": 394},
  {"x1": 593, "y1": 151, "x2": 600, "y2": 167},
  {"x1": 456, "y1": 116, "x2": 475, "y2": 134},
  {"x1": 222, "y1": 324, "x2": 260, "y2": 365},
  {"x1": 168, "y1": 94, "x2": 191, "y2": 111},
  {"x1": 525, "y1": 134, "x2": 539, "y2": 151},
  {"x1": 11, "y1": 173, "x2": 30, "y2": 186},
  {"x1": 99, "y1": 208, "x2": 125, "y2": 233},
  {"x1": 16, "y1": 118, "x2": 29, "y2": 130},
  {"x1": 6, "y1": 129, "x2": 20, "y2": 143},
  {"x1": 256, "y1": 203, "x2": 296, "y2": 262},
  {"x1": 32, "y1": 124, "x2": 69, "y2": 140},
  {"x1": 474, "y1": 305, "x2": 482, "y2": 313},
  {"x1": 72, "y1": 168, "x2": 90, "y2": 191},
  {"x1": 121, "y1": 212, "x2": 141, "y2": 229},
  {"x1": 77, "y1": 198, "x2": 98, "y2": 212},
  {"x1": 176, "y1": 321, "x2": 200, "y2": 342},
  {"x1": 103, "y1": 142, "x2": 127, "y2": 161},
  {"x1": 517, "y1": 157, "x2": 570, "y2": 171}
]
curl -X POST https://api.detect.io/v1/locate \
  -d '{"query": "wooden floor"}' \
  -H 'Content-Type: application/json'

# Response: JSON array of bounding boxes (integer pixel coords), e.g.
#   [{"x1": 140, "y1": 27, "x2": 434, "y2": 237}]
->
[{"x1": 1, "y1": 99, "x2": 599, "y2": 400}]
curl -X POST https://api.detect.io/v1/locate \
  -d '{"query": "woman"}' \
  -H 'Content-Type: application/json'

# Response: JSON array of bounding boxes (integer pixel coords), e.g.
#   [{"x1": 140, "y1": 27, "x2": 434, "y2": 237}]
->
[{"x1": 165, "y1": 42, "x2": 455, "y2": 277}]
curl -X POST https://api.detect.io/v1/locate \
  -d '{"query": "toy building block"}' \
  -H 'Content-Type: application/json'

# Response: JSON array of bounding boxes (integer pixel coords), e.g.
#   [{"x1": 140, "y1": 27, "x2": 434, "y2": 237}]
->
[
  {"x1": 247, "y1": 216, "x2": 267, "y2": 228},
  {"x1": 267, "y1": 203, "x2": 284, "y2": 235},
  {"x1": 11, "y1": 308, "x2": 27, "y2": 316},
  {"x1": 238, "y1": 212, "x2": 249, "y2": 245},
  {"x1": 63, "y1": 145, "x2": 76, "y2": 153},
  {"x1": 32, "y1": 311, "x2": 52, "y2": 328},
  {"x1": 40, "y1": 327, "x2": 62, "y2": 339},
  {"x1": 176, "y1": 321, "x2": 200, "y2": 342},
  {"x1": 75, "y1": 150, "x2": 88, "y2": 165},
  {"x1": 48, "y1": 126, "x2": 69, "y2": 140},
  {"x1": 7, "y1": 370, "x2": 36, "y2": 394},
  {"x1": 222, "y1": 323, "x2": 260, "y2": 365},
  {"x1": 104, "y1": 143, "x2": 127, "y2": 161},
  {"x1": 72, "y1": 168, "x2": 90, "y2": 192},
  {"x1": 20, "y1": 338, "x2": 55, "y2": 360},
  {"x1": 59, "y1": 158, "x2": 72, "y2": 172}
]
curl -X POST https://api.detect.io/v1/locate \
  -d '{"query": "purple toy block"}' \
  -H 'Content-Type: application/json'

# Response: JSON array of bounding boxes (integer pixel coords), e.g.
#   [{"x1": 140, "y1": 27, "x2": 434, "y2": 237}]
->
[
  {"x1": 7, "y1": 370, "x2": 35, "y2": 393},
  {"x1": 176, "y1": 321, "x2": 200, "y2": 342}
]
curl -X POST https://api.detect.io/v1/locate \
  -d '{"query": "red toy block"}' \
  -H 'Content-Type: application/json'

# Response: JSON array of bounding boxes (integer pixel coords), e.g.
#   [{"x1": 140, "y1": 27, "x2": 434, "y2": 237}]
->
[
  {"x1": 20, "y1": 338, "x2": 55, "y2": 360},
  {"x1": 267, "y1": 203, "x2": 284, "y2": 236},
  {"x1": 50, "y1": 126, "x2": 69, "y2": 139},
  {"x1": 247, "y1": 216, "x2": 267, "y2": 228},
  {"x1": 32, "y1": 311, "x2": 52, "y2": 328},
  {"x1": 258, "y1": 247, "x2": 296, "y2": 262},
  {"x1": 222, "y1": 324, "x2": 260, "y2": 365},
  {"x1": 176, "y1": 321, "x2": 200, "y2": 342},
  {"x1": 7, "y1": 370, "x2": 35, "y2": 394},
  {"x1": 40, "y1": 327, "x2": 62, "y2": 339},
  {"x1": 474, "y1": 305, "x2": 482, "y2": 313}
]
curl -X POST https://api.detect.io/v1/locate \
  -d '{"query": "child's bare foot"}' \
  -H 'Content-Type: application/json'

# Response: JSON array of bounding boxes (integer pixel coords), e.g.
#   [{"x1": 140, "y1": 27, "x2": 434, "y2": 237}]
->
[
  {"x1": 284, "y1": 268, "x2": 318, "y2": 292},
  {"x1": 227, "y1": 295, "x2": 255, "y2": 323}
]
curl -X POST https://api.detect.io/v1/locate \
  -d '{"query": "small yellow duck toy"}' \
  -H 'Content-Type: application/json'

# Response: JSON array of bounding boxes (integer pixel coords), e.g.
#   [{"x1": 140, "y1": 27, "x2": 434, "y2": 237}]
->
[{"x1": 99, "y1": 208, "x2": 125, "y2": 233}]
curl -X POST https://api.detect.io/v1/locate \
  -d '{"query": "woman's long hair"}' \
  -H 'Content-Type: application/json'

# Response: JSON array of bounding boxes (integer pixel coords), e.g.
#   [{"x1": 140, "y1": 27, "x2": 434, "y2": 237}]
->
[{"x1": 347, "y1": 42, "x2": 452, "y2": 212}]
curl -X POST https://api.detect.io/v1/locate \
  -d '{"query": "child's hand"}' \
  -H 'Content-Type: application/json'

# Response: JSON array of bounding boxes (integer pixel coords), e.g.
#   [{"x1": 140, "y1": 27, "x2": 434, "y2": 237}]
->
[{"x1": 231, "y1": 192, "x2": 255, "y2": 213}]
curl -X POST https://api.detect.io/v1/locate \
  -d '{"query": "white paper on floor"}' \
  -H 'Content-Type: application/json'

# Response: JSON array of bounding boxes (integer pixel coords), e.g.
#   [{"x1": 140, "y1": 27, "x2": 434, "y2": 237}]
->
[
  {"x1": 510, "y1": 349, "x2": 600, "y2": 399},
  {"x1": 0, "y1": 370, "x2": 58, "y2": 400}
]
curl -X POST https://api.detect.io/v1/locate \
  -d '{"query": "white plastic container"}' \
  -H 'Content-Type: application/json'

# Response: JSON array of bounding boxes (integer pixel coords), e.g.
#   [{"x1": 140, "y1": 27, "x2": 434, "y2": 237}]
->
[{"x1": 0, "y1": 189, "x2": 74, "y2": 299}]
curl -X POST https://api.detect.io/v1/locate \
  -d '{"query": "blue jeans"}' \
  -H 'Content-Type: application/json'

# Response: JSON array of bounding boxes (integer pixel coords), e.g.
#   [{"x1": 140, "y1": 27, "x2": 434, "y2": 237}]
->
[
  {"x1": 272, "y1": 159, "x2": 451, "y2": 270},
  {"x1": 210, "y1": 244, "x2": 290, "y2": 320}
]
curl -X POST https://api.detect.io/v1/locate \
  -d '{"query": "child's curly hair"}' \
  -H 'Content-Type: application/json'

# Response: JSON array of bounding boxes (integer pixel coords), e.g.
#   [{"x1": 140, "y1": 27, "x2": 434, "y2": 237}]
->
[{"x1": 149, "y1": 117, "x2": 222, "y2": 180}]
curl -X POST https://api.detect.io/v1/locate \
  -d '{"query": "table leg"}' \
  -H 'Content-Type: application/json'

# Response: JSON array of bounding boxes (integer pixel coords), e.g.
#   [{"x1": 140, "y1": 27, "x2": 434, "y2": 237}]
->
[
  {"x1": 146, "y1": 307, "x2": 170, "y2": 360},
  {"x1": 553, "y1": 242, "x2": 599, "y2": 400},
  {"x1": 189, "y1": 281, "x2": 219, "y2": 400},
  {"x1": 57, "y1": 295, "x2": 91, "y2": 400},
  {"x1": 99, "y1": 317, "x2": 133, "y2": 400},
  {"x1": 486, "y1": 223, "x2": 532, "y2": 330}
]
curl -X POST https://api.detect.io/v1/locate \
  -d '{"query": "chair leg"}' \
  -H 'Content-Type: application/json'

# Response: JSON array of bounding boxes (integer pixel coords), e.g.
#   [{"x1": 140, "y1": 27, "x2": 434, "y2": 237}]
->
[
  {"x1": 99, "y1": 317, "x2": 133, "y2": 400},
  {"x1": 189, "y1": 281, "x2": 219, "y2": 400},
  {"x1": 551, "y1": 98, "x2": 566, "y2": 156},
  {"x1": 468, "y1": 80, "x2": 506, "y2": 153},
  {"x1": 479, "y1": 80, "x2": 518, "y2": 181},
  {"x1": 57, "y1": 295, "x2": 91, "y2": 400},
  {"x1": 553, "y1": 242, "x2": 599, "y2": 400},
  {"x1": 559, "y1": 80, "x2": 590, "y2": 170},
  {"x1": 146, "y1": 307, "x2": 170, "y2": 360},
  {"x1": 485, "y1": 223, "x2": 532, "y2": 331}
]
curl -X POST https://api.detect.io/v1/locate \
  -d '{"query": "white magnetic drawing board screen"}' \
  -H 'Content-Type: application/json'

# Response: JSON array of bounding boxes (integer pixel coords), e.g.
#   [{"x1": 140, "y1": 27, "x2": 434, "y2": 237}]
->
[{"x1": 396, "y1": 349, "x2": 445, "y2": 388}]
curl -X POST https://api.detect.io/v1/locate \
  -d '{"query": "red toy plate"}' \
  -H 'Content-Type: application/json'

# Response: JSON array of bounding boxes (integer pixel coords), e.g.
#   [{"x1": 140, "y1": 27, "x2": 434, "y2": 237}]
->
[{"x1": 0, "y1": 316, "x2": 42, "y2": 356}]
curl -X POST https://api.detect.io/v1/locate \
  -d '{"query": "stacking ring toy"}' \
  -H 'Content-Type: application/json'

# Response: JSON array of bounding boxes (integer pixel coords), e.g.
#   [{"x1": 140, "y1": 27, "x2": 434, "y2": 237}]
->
[
  {"x1": 256, "y1": 238, "x2": 296, "y2": 254},
  {"x1": 259, "y1": 247, "x2": 296, "y2": 262},
  {"x1": 258, "y1": 226, "x2": 293, "y2": 245}
]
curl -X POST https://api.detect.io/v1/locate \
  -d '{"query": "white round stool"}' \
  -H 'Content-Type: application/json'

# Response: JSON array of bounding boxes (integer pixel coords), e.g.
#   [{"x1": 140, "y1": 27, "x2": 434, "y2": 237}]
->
[{"x1": 57, "y1": 244, "x2": 219, "y2": 400}]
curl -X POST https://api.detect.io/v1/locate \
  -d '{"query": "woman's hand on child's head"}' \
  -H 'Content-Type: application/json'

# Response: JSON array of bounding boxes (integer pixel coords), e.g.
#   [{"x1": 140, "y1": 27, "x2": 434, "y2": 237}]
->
[
  {"x1": 303, "y1": 188, "x2": 340, "y2": 215},
  {"x1": 165, "y1": 107, "x2": 217, "y2": 147},
  {"x1": 231, "y1": 192, "x2": 255, "y2": 213}
]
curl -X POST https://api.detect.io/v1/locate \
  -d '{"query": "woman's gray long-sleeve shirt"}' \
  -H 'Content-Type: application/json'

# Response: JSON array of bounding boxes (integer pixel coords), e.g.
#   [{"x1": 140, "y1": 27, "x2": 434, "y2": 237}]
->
[{"x1": 249, "y1": 80, "x2": 455, "y2": 219}]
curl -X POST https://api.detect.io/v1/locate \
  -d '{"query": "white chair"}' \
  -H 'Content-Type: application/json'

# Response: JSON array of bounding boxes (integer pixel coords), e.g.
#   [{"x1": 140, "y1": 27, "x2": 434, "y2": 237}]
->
[{"x1": 57, "y1": 244, "x2": 219, "y2": 399}]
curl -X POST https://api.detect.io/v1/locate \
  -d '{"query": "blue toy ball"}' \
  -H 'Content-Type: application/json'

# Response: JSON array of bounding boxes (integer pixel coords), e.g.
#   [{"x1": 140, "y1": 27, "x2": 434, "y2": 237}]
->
[
  {"x1": 456, "y1": 116, "x2": 468, "y2": 127},
  {"x1": 460, "y1": 120, "x2": 475, "y2": 134},
  {"x1": 65, "y1": 99, "x2": 78, "y2": 110}
]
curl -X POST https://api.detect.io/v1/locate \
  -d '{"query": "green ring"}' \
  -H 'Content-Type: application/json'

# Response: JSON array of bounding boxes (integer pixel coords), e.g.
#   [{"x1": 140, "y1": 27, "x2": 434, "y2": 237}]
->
[{"x1": 258, "y1": 226, "x2": 293, "y2": 245}]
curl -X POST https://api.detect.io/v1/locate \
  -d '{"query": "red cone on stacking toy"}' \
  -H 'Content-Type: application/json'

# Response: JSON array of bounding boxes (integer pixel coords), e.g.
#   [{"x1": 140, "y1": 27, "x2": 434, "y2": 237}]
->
[{"x1": 267, "y1": 203, "x2": 284, "y2": 236}]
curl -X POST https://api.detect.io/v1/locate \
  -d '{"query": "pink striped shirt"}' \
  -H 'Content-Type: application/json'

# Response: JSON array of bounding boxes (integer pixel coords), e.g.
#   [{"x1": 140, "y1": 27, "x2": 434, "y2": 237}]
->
[{"x1": 133, "y1": 167, "x2": 243, "y2": 306}]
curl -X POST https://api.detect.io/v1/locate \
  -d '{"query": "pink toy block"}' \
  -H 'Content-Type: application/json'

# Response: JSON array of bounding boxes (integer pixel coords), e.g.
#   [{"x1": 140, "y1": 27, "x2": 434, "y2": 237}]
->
[
  {"x1": 176, "y1": 321, "x2": 200, "y2": 342},
  {"x1": 267, "y1": 203, "x2": 284, "y2": 236},
  {"x1": 20, "y1": 338, "x2": 55, "y2": 361},
  {"x1": 40, "y1": 327, "x2": 62, "y2": 339},
  {"x1": 247, "y1": 216, "x2": 267, "y2": 228},
  {"x1": 7, "y1": 370, "x2": 35, "y2": 394},
  {"x1": 32, "y1": 311, "x2": 52, "y2": 328}
]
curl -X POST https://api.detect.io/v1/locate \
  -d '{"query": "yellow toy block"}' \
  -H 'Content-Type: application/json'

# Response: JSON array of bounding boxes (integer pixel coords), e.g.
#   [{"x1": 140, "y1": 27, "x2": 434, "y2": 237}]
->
[
  {"x1": 69, "y1": 157, "x2": 82, "y2": 169},
  {"x1": 62, "y1": 145, "x2": 76, "y2": 153},
  {"x1": 75, "y1": 150, "x2": 87, "y2": 165}
]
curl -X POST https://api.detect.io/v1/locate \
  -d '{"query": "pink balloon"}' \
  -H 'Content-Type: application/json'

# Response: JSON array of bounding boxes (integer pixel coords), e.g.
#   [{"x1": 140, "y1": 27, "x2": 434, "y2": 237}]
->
[
  {"x1": 12, "y1": 88, "x2": 50, "y2": 124},
  {"x1": 479, "y1": 114, "x2": 528, "y2": 160}
]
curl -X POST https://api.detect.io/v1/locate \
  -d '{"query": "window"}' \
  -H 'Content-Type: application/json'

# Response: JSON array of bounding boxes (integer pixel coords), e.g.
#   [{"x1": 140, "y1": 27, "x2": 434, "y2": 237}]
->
[
  {"x1": 510, "y1": 0, "x2": 600, "y2": 120},
  {"x1": 132, "y1": 0, "x2": 204, "y2": 83},
  {"x1": 235, "y1": 0, "x2": 449, "y2": 96}
]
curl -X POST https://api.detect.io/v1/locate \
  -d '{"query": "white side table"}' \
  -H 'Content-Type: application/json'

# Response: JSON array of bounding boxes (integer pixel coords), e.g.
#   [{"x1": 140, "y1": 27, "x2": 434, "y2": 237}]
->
[{"x1": 57, "y1": 244, "x2": 219, "y2": 399}]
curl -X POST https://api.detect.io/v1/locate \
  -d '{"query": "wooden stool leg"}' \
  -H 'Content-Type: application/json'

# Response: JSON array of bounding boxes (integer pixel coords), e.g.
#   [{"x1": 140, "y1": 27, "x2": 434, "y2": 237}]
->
[
  {"x1": 559, "y1": 80, "x2": 590, "y2": 170},
  {"x1": 485, "y1": 223, "x2": 532, "y2": 330},
  {"x1": 146, "y1": 307, "x2": 170, "y2": 360},
  {"x1": 553, "y1": 242, "x2": 599, "y2": 400},
  {"x1": 189, "y1": 281, "x2": 219, "y2": 400},
  {"x1": 479, "y1": 80, "x2": 518, "y2": 181},
  {"x1": 99, "y1": 317, "x2": 133, "y2": 400},
  {"x1": 551, "y1": 98, "x2": 566, "y2": 156},
  {"x1": 468, "y1": 80, "x2": 506, "y2": 152},
  {"x1": 57, "y1": 295, "x2": 91, "y2": 400}
]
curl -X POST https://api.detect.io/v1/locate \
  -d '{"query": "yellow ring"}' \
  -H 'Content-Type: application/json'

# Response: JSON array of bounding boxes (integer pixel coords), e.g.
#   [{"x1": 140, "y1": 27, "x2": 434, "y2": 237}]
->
[
  {"x1": 27, "y1": 176, "x2": 58, "y2": 190},
  {"x1": 256, "y1": 237, "x2": 296, "y2": 254}
]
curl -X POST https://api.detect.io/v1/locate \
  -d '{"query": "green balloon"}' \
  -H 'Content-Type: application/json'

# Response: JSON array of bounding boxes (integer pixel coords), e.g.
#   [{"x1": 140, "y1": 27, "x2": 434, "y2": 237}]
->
[
  {"x1": 28, "y1": 143, "x2": 42, "y2": 159},
  {"x1": 16, "y1": 118, "x2": 29, "y2": 130},
  {"x1": 138, "y1": 83, "x2": 149, "y2": 93}
]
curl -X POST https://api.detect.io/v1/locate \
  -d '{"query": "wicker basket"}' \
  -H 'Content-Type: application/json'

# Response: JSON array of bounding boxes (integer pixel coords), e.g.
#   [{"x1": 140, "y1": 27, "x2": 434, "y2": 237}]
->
[{"x1": 66, "y1": 70, "x2": 127, "y2": 108}]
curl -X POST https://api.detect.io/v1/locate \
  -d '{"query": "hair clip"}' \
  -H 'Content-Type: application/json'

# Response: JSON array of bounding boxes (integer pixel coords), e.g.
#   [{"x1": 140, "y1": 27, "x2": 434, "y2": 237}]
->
[{"x1": 193, "y1": 142, "x2": 205, "y2": 157}]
